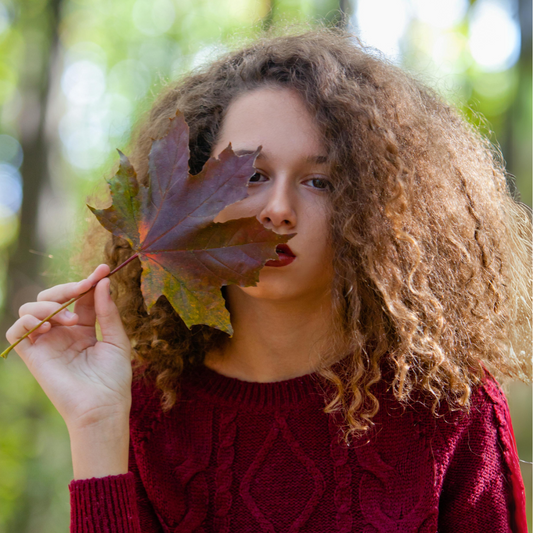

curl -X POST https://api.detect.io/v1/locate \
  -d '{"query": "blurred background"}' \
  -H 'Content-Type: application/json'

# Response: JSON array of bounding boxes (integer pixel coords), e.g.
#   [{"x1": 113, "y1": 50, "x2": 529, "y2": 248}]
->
[{"x1": 0, "y1": 0, "x2": 531, "y2": 530}]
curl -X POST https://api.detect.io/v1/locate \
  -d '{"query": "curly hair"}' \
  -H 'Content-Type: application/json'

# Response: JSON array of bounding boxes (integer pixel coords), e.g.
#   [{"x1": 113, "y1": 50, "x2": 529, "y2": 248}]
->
[{"x1": 76, "y1": 25, "x2": 532, "y2": 440}]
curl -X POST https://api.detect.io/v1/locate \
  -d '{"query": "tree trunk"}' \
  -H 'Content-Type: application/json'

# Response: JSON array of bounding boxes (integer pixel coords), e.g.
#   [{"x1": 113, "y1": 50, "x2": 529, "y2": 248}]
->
[
  {"x1": 1, "y1": 0, "x2": 62, "y2": 333},
  {"x1": 1, "y1": 0, "x2": 64, "y2": 530}
]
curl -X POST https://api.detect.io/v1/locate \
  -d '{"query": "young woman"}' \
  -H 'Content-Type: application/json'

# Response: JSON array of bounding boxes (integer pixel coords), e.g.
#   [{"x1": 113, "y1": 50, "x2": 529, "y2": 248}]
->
[{"x1": 6, "y1": 27, "x2": 532, "y2": 532}]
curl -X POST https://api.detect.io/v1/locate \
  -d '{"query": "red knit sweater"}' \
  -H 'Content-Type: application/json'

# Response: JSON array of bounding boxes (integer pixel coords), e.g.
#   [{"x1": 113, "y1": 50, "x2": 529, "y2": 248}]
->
[{"x1": 69, "y1": 365, "x2": 527, "y2": 532}]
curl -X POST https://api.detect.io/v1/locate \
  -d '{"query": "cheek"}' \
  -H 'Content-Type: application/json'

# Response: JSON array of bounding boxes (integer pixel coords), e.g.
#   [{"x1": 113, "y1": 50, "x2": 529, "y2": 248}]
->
[
  {"x1": 315, "y1": 220, "x2": 334, "y2": 270},
  {"x1": 317, "y1": 241, "x2": 334, "y2": 272},
  {"x1": 307, "y1": 206, "x2": 331, "y2": 250},
  {"x1": 300, "y1": 221, "x2": 333, "y2": 275}
]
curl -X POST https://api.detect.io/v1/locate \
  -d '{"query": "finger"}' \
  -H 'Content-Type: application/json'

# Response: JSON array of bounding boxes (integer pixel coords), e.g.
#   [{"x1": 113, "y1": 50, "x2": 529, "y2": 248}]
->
[
  {"x1": 93, "y1": 278, "x2": 130, "y2": 353},
  {"x1": 6, "y1": 315, "x2": 51, "y2": 356},
  {"x1": 35, "y1": 264, "x2": 110, "y2": 327},
  {"x1": 36, "y1": 281, "x2": 83, "y2": 305},
  {"x1": 77, "y1": 263, "x2": 111, "y2": 293},
  {"x1": 18, "y1": 301, "x2": 78, "y2": 325},
  {"x1": 37, "y1": 264, "x2": 110, "y2": 304},
  {"x1": 73, "y1": 264, "x2": 112, "y2": 326},
  {"x1": 73, "y1": 283, "x2": 97, "y2": 327}
]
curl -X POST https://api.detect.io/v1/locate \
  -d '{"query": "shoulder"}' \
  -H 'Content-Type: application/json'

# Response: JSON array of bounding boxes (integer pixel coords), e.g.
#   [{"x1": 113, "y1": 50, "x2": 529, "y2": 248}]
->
[
  {"x1": 369, "y1": 372, "x2": 522, "y2": 489},
  {"x1": 435, "y1": 373, "x2": 528, "y2": 531},
  {"x1": 414, "y1": 372, "x2": 520, "y2": 462},
  {"x1": 349, "y1": 374, "x2": 525, "y2": 532},
  {"x1": 441, "y1": 372, "x2": 518, "y2": 453},
  {"x1": 389, "y1": 372, "x2": 517, "y2": 444}
]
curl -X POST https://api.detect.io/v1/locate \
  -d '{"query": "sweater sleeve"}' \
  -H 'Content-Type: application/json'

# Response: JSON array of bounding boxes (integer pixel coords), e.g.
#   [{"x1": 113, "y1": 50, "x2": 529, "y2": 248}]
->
[
  {"x1": 69, "y1": 439, "x2": 163, "y2": 532},
  {"x1": 437, "y1": 376, "x2": 528, "y2": 533},
  {"x1": 69, "y1": 472, "x2": 141, "y2": 533}
]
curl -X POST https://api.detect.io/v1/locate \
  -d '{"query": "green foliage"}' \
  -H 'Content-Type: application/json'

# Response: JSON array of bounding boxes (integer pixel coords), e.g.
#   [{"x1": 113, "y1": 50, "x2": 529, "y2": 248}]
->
[{"x1": 0, "y1": 357, "x2": 71, "y2": 532}]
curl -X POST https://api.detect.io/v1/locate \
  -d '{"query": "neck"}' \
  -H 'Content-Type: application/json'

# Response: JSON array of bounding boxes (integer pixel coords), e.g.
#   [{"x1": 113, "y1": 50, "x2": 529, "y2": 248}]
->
[{"x1": 204, "y1": 286, "x2": 335, "y2": 382}]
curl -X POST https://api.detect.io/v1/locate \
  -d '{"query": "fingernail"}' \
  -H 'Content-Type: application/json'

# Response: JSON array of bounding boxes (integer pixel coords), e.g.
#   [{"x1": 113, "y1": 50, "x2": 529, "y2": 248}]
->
[{"x1": 65, "y1": 310, "x2": 74, "y2": 318}]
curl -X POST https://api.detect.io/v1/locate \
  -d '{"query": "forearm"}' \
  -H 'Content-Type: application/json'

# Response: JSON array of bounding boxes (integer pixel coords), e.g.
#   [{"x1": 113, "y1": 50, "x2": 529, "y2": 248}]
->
[{"x1": 69, "y1": 416, "x2": 130, "y2": 480}]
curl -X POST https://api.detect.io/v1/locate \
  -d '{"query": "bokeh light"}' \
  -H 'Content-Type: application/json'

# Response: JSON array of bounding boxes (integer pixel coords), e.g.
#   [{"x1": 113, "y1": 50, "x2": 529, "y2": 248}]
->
[
  {"x1": 411, "y1": 0, "x2": 468, "y2": 29},
  {"x1": 0, "y1": 2, "x2": 10, "y2": 35},
  {"x1": 431, "y1": 32, "x2": 470, "y2": 74},
  {"x1": 61, "y1": 60, "x2": 106, "y2": 104},
  {"x1": 132, "y1": 0, "x2": 176, "y2": 37},
  {"x1": 468, "y1": 0, "x2": 521, "y2": 72},
  {"x1": 0, "y1": 134, "x2": 23, "y2": 168},
  {"x1": 0, "y1": 163, "x2": 22, "y2": 215},
  {"x1": 59, "y1": 105, "x2": 110, "y2": 170},
  {"x1": 100, "y1": 93, "x2": 133, "y2": 138},
  {"x1": 64, "y1": 40, "x2": 108, "y2": 70},
  {"x1": 353, "y1": 0, "x2": 411, "y2": 60},
  {"x1": 108, "y1": 59, "x2": 151, "y2": 100}
]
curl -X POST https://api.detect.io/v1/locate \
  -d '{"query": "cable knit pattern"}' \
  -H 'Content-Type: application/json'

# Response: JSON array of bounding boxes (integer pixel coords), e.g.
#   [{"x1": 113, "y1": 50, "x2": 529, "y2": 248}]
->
[
  {"x1": 478, "y1": 376, "x2": 528, "y2": 532},
  {"x1": 355, "y1": 407, "x2": 439, "y2": 532},
  {"x1": 275, "y1": 414, "x2": 325, "y2": 531},
  {"x1": 328, "y1": 412, "x2": 352, "y2": 533},
  {"x1": 214, "y1": 409, "x2": 237, "y2": 533},
  {"x1": 69, "y1": 366, "x2": 527, "y2": 533},
  {"x1": 240, "y1": 417, "x2": 281, "y2": 532}
]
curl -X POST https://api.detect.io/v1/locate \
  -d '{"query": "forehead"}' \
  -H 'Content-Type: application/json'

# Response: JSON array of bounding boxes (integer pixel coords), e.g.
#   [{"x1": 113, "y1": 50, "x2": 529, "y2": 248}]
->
[
  {"x1": 235, "y1": 149, "x2": 328, "y2": 165},
  {"x1": 213, "y1": 86, "x2": 325, "y2": 159}
]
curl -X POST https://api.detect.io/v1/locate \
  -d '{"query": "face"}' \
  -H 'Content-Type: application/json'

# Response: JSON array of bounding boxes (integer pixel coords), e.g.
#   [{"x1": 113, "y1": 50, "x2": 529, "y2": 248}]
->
[{"x1": 211, "y1": 86, "x2": 335, "y2": 305}]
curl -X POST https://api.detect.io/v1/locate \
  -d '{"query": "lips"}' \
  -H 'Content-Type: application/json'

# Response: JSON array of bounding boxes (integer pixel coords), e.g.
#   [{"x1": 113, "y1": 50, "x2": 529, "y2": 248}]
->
[
  {"x1": 275, "y1": 244, "x2": 295, "y2": 257},
  {"x1": 265, "y1": 243, "x2": 296, "y2": 267}
]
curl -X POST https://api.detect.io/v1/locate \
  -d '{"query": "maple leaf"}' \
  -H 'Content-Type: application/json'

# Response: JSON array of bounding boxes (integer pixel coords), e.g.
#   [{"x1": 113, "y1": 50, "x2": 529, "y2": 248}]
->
[{"x1": 87, "y1": 110, "x2": 293, "y2": 335}]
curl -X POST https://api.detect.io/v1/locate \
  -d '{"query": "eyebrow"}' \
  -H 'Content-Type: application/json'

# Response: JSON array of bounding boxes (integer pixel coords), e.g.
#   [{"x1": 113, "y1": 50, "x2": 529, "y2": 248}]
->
[{"x1": 234, "y1": 149, "x2": 329, "y2": 165}]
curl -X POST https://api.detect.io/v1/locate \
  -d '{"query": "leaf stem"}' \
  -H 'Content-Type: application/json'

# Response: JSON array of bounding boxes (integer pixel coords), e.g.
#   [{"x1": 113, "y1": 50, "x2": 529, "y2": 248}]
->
[{"x1": 1, "y1": 252, "x2": 140, "y2": 359}]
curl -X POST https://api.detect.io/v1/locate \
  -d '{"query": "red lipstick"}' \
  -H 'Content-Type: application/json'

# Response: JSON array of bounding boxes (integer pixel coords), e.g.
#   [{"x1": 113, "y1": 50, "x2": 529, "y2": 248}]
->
[{"x1": 265, "y1": 244, "x2": 296, "y2": 267}]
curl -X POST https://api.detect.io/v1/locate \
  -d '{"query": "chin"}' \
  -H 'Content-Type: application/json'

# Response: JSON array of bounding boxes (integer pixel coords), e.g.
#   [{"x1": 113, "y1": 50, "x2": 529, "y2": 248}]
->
[
  {"x1": 238, "y1": 275, "x2": 331, "y2": 303},
  {"x1": 238, "y1": 283, "x2": 303, "y2": 301}
]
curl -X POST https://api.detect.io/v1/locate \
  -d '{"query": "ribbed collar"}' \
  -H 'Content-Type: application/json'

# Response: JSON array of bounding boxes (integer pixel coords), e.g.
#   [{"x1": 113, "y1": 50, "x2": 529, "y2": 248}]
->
[{"x1": 183, "y1": 363, "x2": 328, "y2": 410}]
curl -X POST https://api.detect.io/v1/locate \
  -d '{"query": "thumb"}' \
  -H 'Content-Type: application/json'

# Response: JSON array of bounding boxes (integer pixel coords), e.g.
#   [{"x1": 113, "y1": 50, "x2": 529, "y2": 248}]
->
[{"x1": 94, "y1": 277, "x2": 130, "y2": 351}]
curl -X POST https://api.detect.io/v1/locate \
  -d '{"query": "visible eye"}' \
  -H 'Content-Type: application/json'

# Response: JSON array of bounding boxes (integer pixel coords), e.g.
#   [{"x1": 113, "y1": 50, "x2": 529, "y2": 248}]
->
[
  {"x1": 307, "y1": 177, "x2": 331, "y2": 190},
  {"x1": 248, "y1": 172, "x2": 267, "y2": 184}
]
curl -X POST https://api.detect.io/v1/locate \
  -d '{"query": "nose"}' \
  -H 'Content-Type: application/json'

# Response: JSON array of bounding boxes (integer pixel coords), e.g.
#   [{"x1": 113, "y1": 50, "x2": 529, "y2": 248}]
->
[{"x1": 257, "y1": 178, "x2": 297, "y2": 232}]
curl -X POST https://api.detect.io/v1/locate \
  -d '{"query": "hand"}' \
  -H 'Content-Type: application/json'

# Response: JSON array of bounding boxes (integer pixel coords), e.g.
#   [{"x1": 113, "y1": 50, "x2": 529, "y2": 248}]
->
[{"x1": 5, "y1": 264, "x2": 133, "y2": 432}]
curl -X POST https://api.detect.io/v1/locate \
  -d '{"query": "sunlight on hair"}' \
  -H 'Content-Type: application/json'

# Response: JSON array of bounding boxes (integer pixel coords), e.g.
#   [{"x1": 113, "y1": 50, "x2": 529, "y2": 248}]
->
[{"x1": 190, "y1": 42, "x2": 230, "y2": 70}]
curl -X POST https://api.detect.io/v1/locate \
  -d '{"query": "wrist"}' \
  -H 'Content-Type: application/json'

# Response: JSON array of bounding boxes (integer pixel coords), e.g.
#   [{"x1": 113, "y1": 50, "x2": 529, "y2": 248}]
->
[
  {"x1": 69, "y1": 417, "x2": 130, "y2": 480},
  {"x1": 65, "y1": 398, "x2": 131, "y2": 434}
]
